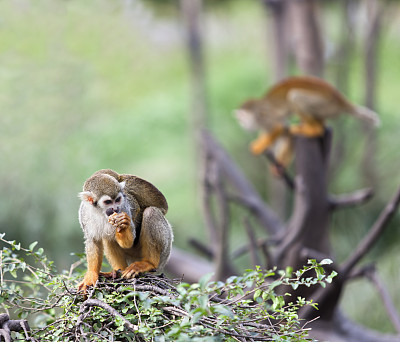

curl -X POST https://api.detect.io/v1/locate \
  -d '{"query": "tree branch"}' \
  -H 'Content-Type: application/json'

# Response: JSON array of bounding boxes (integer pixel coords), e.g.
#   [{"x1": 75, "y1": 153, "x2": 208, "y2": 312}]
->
[
  {"x1": 201, "y1": 129, "x2": 285, "y2": 235},
  {"x1": 165, "y1": 247, "x2": 214, "y2": 283},
  {"x1": 0, "y1": 313, "x2": 32, "y2": 342},
  {"x1": 340, "y1": 184, "x2": 400, "y2": 277},
  {"x1": 365, "y1": 267, "x2": 400, "y2": 334},
  {"x1": 233, "y1": 236, "x2": 279, "y2": 260},
  {"x1": 213, "y1": 161, "x2": 236, "y2": 280},
  {"x1": 329, "y1": 188, "x2": 374, "y2": 210},
  {"x1": 188, "y1": 238, "x2": 214, "y2": 259},
  {"x1": 243, "y1": 217, "x2": 262, "y2": 267},
  {"x1": 263, "y1": 150, "x2": 295, "y2": 190},
  {"x1": 83, "y1": 299, "x2": 138, "y2": 333}
]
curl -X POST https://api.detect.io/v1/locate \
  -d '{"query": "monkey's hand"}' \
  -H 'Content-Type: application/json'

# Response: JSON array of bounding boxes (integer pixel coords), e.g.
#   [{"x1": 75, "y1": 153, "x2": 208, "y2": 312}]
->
[
  {"x1": 122, "y1": 261, "x2": 156, "y2": 279},
  {"x1": 108, "y1": 212, "x2": 134, "y2": 249},
  {"x1": 78, "y1": 271, "x2": 99, "y2": 294}
]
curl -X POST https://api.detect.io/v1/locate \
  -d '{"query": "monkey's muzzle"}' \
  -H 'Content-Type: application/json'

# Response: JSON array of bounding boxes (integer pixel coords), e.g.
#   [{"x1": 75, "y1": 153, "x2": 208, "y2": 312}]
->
[{"x1": 106, "y1": 208, "x2": 120, "y2": 216}]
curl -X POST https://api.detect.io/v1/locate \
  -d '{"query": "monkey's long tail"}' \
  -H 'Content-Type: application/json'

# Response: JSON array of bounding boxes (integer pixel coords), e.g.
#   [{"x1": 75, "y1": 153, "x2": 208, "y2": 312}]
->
[{"x1": 350, "y1": 105, "x2": 381, "y2": 127}]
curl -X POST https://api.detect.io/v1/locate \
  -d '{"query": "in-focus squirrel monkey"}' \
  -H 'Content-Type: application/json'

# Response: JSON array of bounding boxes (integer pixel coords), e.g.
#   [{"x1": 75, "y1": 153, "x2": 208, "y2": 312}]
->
[
  {"x1": 236, "y1": 76, "x2": 380, "y2": 168},
  {"x1": 77, "y1": 169, "x2": 173, "y2": 293}
]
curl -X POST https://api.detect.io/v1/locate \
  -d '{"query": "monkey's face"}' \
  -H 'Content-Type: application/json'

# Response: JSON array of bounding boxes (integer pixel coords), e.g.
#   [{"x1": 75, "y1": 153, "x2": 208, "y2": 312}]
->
[
  {"x1": 235, "y1": 108, "x2": 258, "y2": 131},
  {"x1": 97, "y1": 193, "x2": 125, "y2": 217},
  {"x1": 235, "y1": 99, "x2": 266, "y2": 131}
]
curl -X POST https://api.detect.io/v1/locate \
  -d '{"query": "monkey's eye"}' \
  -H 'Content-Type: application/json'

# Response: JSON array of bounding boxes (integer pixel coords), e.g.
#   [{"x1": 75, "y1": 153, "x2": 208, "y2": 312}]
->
[
  {"x1": 104, "y1": 200, "x2": 112, "y2": 205},
  {"x1": 116, "y1": 197, "x2": 121, "y2": 203}
]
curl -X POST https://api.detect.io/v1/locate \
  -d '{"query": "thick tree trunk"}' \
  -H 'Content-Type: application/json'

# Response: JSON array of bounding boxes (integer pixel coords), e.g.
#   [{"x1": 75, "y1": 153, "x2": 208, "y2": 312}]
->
[
  {"x1": 287, "y1": 0, "x2": 324, "y2": 76},
  {"x1": 276, "y1": 131, "x2": 332, "y2": 270}
]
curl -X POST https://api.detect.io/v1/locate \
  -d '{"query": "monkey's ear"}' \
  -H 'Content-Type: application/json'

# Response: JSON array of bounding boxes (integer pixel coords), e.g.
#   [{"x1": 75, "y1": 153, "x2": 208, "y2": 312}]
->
[
  {"x1": 78, "y1": 191, "x2": 96, "y2": 205},
  {"x1": 119, "y1": 181, "x2": 126, "y2": 190}
]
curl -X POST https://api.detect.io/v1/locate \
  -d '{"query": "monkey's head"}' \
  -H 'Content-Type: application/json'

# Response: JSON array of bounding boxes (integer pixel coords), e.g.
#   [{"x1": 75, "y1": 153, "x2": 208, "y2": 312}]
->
[
  {"x1": 79, "y1": 174, "x2": 126, "y2": 217},
  {"x1": 236, "y1": 98, "x2": 286, "y2": 131},
  {"x1": 235, "y1": 99, "x2": 270, "y2": 131}
]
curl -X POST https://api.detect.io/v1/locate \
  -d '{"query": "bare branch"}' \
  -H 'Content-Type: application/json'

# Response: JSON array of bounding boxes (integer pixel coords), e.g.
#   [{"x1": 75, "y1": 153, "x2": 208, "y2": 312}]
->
[
  {"x1": 83, "y1": 299, "x2": 138, "y2": 333},
  {"x1": 202, "y1": 150, "x2": 219, "y2": 252},
  {"x1": 365, "y1": 267, "x2": 400, "y2": 334},
  {"x1": 243, "y1": 217, "x2": 262, "y2": 268},
  {"x1": 201, "y1": 129, "x2": 285, "y2": 235},
  {"x1": 329, "y1": 188, "x2": 374, "y2": 210},
  {"x1": 0, "y1": 314, "x2": 32, "y2": 342},
  {"x1": 213, "y1": 161, "x2": 236, "y2": 280},
  {"x1": 165, "y1": 247, "x2": 214, "y2": 283},
  {"x1": 188, "y1": 238, "x2": 214, "y2": 259},
  {"x1": 340, "y1": 185, "x2": 400, "y2": 277},
  {"x1": 233, "y1": 236, "x2": 279, "y2": 260},
  {"x1": 263, "y1": 150, "x2": 295, "y2": 190}
]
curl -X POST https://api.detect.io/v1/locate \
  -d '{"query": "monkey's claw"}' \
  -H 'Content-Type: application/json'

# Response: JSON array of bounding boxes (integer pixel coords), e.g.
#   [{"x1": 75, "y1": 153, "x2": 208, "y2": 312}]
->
[
  {"x1": 122, "y1": 261, "x2": 156, "y2": 279},
  {"x1": 77, "y1": 271, "x2": 99, "y2": 294}
]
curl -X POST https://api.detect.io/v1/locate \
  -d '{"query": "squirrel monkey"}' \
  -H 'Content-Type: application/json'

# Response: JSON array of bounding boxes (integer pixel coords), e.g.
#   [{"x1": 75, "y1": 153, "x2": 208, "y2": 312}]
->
[
  {"x1": 77, "y1": 169, "x2": 173, "y2": 293},
  {"x1": 236, "y1": 76, "x2": 380, "y2": 167}
]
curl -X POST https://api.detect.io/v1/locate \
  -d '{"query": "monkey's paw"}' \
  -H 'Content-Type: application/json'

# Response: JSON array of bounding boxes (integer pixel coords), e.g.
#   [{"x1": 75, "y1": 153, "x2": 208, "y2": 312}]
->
[
  {"x1": 77, "y1": 271, "x2": 99, "y2": 294},
  {"x1": 99, "y1": 270, "x2": 119, "y2": 279},
  {"x1": 122, "y1": 261, "x2": 156, "y2": 279},
  {"x1": 108, "y1": 212, "x2": 131, "y2": 233}
]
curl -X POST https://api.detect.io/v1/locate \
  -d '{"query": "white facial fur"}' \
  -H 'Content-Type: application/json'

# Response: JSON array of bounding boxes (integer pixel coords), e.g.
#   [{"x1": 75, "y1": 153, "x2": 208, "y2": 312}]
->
[
  {"x1": 97, "y1": 193, "x2": 124, "y2": 218},
  {"x1": 78, "y1": 188, "x2": 133, "y2": 242},
  {"x1": 235, "y1": 109, "x2": 258, "y2": 131}
]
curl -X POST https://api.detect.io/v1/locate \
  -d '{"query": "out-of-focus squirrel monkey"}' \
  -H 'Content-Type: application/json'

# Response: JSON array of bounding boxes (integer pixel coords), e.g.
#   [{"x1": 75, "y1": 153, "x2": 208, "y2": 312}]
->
[
  {"x1": 77, "y1": 169, "x2": 173, "y2": 293},
  {"x1": 236, "y1": 76, "x2": 380, "y2": 168}
]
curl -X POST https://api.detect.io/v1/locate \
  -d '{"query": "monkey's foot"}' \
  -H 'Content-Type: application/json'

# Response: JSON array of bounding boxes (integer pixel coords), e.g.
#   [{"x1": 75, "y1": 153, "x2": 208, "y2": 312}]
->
[
  {"x1": 289, "y1": 123, "x2": 325, "y2": 137},
  {"x1": 122, "y1": 261, "x2": 156, "y2": 279},
  {"x1": 250, "y1": 136, "x2": 273, "y2": 155},
  {"x1": 99, "y1": 270, "x2": 119, "y2": 279},
  {"x1": 77, "y1": 271, "x2": 99, "y2": 294},
  {"x1": 108, "y1": 212, "x2": 131, "y2": 233}
]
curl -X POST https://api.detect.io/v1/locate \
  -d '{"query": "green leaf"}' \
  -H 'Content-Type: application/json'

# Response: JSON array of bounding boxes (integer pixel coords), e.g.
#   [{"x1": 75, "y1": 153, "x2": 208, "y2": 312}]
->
[
  {"x1": 213, "y1": 304, "x2": 234, "y2": 318},
  {"x1": 272, "y1": 296, "x2": 285, "y2": 310},
  {"x1": 199, "y1": 273, "x2": 213, "y2": 290},
  {"x1": 285, "y1": 266, "x2": 293, "y2": 277},
  {"x1": 253, "y1": 289, "x2": 262, "y2": 300},
  {"x1": 29, "y1": 241, "x2": 38, "y2": 251},
  {"x1": 319, "y1": 259, "x2": 333, "y2": 265}
]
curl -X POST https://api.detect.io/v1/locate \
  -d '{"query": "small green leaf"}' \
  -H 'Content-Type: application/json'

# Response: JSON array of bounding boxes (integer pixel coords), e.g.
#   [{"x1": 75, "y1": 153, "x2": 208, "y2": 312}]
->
[
  {"x1": 285, "y1": 266, "x2": 293, "y2": 277},
  {"x1": 253, "y1": 289, "x2": 262, "y2": 300},
  {"x1": 198, "y1": 273, "x2": 213, "y2": 290},
  {"x1": 320, "y1": 259, "x2": 333, "y2": 265},
  {"x1": 29, "y1": 241, "x2": 38, "y2": 251}
]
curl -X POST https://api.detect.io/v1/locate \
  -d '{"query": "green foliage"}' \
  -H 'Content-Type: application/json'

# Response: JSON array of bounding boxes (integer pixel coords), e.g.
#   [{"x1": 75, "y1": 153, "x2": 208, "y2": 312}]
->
[{"x1": 0, "y1": 236, "x2": 336, "y2": 341}]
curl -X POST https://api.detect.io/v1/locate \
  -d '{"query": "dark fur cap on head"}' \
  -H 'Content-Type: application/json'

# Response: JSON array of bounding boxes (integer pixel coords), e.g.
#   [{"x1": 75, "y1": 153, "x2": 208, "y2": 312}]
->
[{"x1": 83, "y1": 174, "x2": 123, "y2": 200}]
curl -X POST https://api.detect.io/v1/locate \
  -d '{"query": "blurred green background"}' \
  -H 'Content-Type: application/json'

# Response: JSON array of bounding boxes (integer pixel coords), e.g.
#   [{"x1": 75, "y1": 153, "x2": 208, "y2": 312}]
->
[{"x1": 0, "y1": 0, "x2": 399, "y2": 333}]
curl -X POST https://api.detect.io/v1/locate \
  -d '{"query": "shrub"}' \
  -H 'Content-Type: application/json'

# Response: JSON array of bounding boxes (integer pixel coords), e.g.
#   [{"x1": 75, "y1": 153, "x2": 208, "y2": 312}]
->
[{"x1": 0, "y1": 234, "x2": 336, "y2": 341}]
